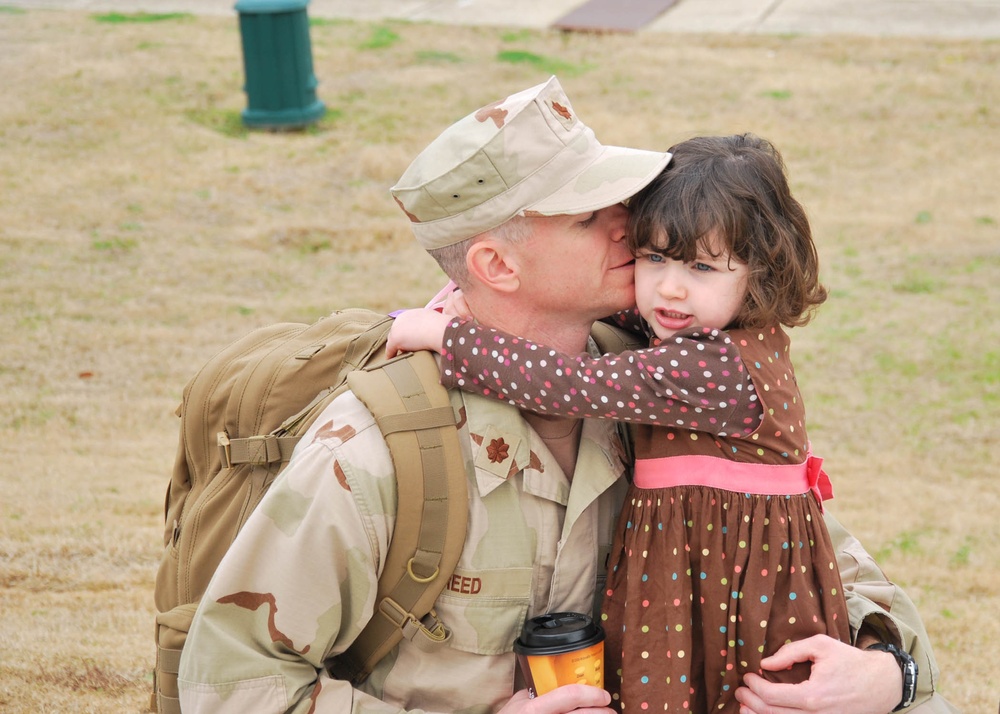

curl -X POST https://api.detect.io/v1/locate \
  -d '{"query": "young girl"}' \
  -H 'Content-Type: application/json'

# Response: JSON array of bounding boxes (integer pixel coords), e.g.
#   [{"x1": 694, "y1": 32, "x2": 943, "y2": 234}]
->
[{"x1": 388, "y1": 134, "x2": 851, "y2": 712}]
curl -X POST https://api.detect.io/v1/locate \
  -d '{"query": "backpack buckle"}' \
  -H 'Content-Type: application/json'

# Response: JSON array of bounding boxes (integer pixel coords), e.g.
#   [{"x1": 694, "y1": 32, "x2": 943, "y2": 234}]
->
[
  {"x1": 217, "y1": 432, "x2": 282, "y2": 468},
  {"x1": 377, "y1": 596, "x2": 415, "y2": 631},
  {"x1": 218, "y1": 432, "x2": 233, "y2": 468},
  {"x1": 377, "y1": 598, "x2": 451, "y2": 650}
]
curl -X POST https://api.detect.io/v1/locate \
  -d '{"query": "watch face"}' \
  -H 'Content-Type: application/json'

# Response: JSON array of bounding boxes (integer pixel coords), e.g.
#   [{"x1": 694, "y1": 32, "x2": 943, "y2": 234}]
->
[
  {"x1": 867, "y1": 643, "x2": 918, "y2": 710},
  {"x1": 901, "y1": 658, "x2": 918, "y2": 707}
]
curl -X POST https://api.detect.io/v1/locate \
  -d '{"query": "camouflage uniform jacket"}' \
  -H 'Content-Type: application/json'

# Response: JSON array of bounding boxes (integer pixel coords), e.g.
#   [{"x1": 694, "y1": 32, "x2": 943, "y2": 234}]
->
[{"x1": 177, "y1": 386, "x2": 629, "y2": 713}]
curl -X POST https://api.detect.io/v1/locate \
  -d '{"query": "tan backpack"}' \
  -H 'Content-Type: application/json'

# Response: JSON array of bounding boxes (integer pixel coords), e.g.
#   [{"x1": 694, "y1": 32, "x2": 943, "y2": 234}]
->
[{"x1": 151, "y1": 308, "x2": 469, "y2": 714}]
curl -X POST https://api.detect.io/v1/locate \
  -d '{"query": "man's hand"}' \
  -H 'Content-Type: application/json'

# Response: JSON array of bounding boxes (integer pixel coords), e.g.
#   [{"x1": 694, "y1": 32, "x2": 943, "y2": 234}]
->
[
  {"x1": 734, "y1": 634, "x2": 901, "y2": 714},
  {"x1": 497, "y1": 685, "x2": 615, "y2": 714},
  {"x1": 385, "y1": 308, "x2": 452, "y2": 359}
]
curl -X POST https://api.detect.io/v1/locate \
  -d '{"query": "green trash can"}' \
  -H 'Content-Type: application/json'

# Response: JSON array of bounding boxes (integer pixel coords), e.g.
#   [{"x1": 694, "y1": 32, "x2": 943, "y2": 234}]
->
[{"x1": 234, "y1": 0, "x2": 326, "y2": 129}]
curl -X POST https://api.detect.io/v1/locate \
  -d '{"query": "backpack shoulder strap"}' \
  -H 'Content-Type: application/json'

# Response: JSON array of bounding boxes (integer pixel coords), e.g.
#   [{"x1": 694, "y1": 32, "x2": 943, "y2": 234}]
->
[{"x1": 331, "y1": 351, "x2": 468, "y2": 684}]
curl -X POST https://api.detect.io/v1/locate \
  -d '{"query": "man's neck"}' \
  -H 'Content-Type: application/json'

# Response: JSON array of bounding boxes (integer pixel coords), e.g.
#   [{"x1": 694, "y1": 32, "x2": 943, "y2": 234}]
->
[
  {"x1": 465, "y1": 292, "x2": 592, "y2": 478},
  {"x1": 466, "y1": 295, "x2": 593, "y2": 354},
  {"x1": 525, "y1": 413, "x2": 583, "y2": 479}
]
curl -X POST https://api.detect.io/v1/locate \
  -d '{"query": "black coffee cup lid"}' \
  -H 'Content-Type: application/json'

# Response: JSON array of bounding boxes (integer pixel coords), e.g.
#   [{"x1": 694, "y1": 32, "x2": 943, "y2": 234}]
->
[{"x1": 513, "y1": 612, "x2": 605, "y2": 655}]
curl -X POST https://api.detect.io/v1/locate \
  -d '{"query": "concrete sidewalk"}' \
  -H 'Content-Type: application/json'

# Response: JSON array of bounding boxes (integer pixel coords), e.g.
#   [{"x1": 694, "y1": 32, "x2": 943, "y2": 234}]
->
[{"x1": 6, "y1": 0, "x2": 1000, "y2": 38}]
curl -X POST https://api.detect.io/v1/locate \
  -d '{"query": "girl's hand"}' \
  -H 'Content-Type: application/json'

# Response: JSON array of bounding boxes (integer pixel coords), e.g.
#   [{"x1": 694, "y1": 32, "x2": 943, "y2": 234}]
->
[
  {"x1": 425, "y1": 283, "x2": 473, "y2": 319},
  {"x1": 386, "y1": 308, "x2": 453, "y2": 359},
  {"x1": 441, "y1": 288, "x2": 473, "y2": 319}
]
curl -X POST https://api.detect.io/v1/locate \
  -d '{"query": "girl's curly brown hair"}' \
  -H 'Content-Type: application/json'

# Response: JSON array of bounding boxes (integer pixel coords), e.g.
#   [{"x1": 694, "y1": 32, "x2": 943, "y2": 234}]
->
[{"x1": 627, "y1": 133, "x2": 827, "y2": 329}]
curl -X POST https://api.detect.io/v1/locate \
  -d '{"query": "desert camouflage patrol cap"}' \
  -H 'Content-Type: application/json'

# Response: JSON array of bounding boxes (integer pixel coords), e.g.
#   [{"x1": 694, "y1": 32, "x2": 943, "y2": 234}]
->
[{"x1": 390, "y1": 76, "x2": 672, "y2": 251}]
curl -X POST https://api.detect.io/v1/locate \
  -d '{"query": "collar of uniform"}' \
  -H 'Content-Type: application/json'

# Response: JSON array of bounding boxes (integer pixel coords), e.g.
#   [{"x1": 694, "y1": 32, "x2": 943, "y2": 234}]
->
[
  {"x1": 458, "y1": 392, "x2": 626, "y2": 503},
  {"x1": 460, "y1": 392, "x2": 536, "y2": 498}
]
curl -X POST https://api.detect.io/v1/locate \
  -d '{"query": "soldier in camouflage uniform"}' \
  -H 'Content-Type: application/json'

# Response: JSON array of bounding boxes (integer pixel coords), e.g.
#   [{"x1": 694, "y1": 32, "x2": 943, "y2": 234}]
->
[{"x1": 178, "y1": 78, "x2": 953, "y2": 714}]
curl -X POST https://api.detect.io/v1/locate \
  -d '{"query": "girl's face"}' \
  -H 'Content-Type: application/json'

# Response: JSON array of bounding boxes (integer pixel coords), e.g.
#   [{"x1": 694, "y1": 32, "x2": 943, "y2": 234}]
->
[{"x1": 634, "y1": 228, "x2": 749, "y2": 340}]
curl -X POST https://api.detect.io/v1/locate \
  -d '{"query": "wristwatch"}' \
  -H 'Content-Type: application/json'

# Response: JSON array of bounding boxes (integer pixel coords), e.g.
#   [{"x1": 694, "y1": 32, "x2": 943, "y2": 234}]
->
[{"x1": 866, "y1": 642, "x2": 918, "y2": 711}]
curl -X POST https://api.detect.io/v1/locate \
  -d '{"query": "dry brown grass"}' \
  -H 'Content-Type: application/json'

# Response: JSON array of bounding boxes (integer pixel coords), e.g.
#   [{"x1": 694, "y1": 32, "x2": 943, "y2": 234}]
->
[{"x1": 0, "y1": 7, "x2": 997, "y2": 713}]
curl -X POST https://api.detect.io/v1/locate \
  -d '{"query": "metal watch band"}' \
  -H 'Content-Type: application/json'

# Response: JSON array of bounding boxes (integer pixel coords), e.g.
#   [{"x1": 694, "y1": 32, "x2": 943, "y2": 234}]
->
[{"x1": 866, "y1": 642, "x2": 918, "y2": 710}]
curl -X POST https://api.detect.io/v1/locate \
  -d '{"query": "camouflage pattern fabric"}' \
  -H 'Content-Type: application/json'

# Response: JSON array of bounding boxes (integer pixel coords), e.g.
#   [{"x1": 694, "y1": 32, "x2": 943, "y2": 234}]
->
[
  {"x1": 390, "y1": 76, "x2": 671, "y2": 251},
  {"x1": 178, "y1": 387, "x2": 629, "y2": 713}
]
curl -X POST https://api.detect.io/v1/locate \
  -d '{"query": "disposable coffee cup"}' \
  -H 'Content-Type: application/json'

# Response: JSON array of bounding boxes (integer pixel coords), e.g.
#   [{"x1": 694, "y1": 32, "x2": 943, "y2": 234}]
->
[{"x1": 513, "y1": 612, "x2": 605, "y2": 697}]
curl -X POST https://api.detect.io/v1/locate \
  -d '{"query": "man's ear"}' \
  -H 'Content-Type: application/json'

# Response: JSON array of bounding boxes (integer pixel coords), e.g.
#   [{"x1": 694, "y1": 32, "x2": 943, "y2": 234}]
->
[{"x1": 466, "y1": 239, "x2": 520, "y2": 293}]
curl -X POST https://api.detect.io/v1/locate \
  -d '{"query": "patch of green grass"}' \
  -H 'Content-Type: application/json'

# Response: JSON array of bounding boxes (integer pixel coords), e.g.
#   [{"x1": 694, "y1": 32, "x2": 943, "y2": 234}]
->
[
  {"x1": 975, "y1": 215, "x2": 996, "y2": 226},
  {"x1": 185, "y1": 108, "x2": 249, "y2": 138},
  {"x1": 979, "y1": 350, "x2": 1000, "y2": 385},
  {"x1": 496, "y1": 50, "x2": 591, "y2": 77},
  {"x1": 337, "y1": 88, "x2": 365, "y2": 103},
  {"x1": 501, "y1": 30, "x2": 535, "y2": 43},
  {"x1": 915, "y1": 210, "x2": 933, "y2": 224},
  {"x1": 841, "y1": 245, "x2": 860, "y2": 258},
  {"x1": 0, "y1": 6, "x2": 27, "y2": 14},
  {"x1": 949, "y1": 538, "x2": 973, "y2": 566},
  {"x1": 188, "y1": 105, "x2": 334, "y2": 136},
  {"x1": 873, "y1": 351, "x2": 920, "y2": 378},
  {"x1": 15, "y1": 311, "x2": 47, "y2": 331},
  {"x1": 963, "y1": 254, "x2": 1000, "y2": 275},
  {"x1": 303, "y1": 238, "x2": 332, "y2": 253},
  {"x1": 360, "y1": 26, "x2": 400, "y2": 50},
  {"x1": 92, "y1": 12, "x2": 193, "y2": 23},
  {"x1": 763, "y1": 89, "x2": 793, "y2": 100},
  {"x1": 892, "y1": 272, "x2": 939, "y2": 294},
  {"x1": 92, "y1": 235, "x2": 137, "y2": 252},
  {"x1": 294, "y1": 234, "x2": 330, "y2": 253},
  {"x1": 11, "y1": 405, "x2": 56, "y2": 430},
  {"x1": 874, "y1": 529, "x2": 924, "y2": 562},
  {"x1": 279, "y1": 230, "x2": 335, "y2": 254},
  {"x1": 306, "y1": 107, "x2": 345, "y2": 132},
  {"x1": 309, "y1": 17, "x2": 347, "y2": 27},
  {"x1": 416, "y1": 50, "x2": 463, "y2": 64}
]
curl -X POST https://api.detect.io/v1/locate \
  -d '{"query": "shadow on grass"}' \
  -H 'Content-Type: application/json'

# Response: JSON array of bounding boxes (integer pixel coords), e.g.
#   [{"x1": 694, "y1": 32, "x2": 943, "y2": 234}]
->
[{"x1": 185, "y1": 107, "x2": 344, "y2": 138}]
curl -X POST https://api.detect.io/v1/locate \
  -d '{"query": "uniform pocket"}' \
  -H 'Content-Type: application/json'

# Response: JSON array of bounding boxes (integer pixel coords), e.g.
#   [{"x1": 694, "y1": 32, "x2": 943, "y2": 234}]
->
[{"x1": 434, "y1": 567, "x2": 533, "y2": 655}]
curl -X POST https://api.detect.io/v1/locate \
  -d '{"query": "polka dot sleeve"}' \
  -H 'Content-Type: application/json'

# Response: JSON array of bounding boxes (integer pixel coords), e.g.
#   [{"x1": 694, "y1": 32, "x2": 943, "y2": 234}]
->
[
  {"x1": 604, "y1": 307, "x2": 647, "y2": 335},
  {"x1": 439, "y1": 318, "x2": 758, "y2": 435}
]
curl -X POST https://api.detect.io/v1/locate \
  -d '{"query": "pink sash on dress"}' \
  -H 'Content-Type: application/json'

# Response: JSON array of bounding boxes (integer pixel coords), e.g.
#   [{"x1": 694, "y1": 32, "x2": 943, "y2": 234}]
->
[{"x1": 633, "y1": 453, "x2": 834, "y2": 511}]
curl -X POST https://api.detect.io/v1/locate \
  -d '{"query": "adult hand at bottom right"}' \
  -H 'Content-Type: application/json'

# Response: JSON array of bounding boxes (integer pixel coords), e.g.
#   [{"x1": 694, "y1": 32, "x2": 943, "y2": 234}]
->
[
  {"x1": 733, "y1": 634, "x2": 901, "y2": 714},
  {"x1": 497, "y1": 685, "x2": 615, "y2": 714}
]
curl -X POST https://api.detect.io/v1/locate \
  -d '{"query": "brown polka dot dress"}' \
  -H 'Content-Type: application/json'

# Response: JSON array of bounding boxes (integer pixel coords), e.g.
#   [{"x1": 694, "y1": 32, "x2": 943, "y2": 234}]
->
[{"x1": 439, "y1": 317, "x2": 851, "y2": 713}]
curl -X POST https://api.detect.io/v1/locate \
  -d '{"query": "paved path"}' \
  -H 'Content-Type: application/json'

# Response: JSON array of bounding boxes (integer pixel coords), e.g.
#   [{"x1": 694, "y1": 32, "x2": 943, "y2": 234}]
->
[{"x1": 6, "y1": 0, "x2": 1000, "y2": 38}]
